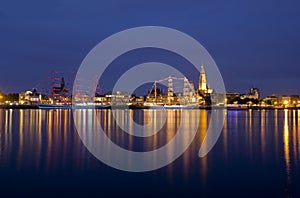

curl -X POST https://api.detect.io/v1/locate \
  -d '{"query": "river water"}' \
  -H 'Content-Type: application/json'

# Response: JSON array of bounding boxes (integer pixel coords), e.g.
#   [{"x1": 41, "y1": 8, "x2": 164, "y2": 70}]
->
[{"x1": 0, "y1": 109, "x2": 299, "y2": 197}]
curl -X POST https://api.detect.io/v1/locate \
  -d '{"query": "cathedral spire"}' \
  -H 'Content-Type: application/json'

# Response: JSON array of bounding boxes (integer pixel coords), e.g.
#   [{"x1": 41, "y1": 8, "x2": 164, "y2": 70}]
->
[{"x1": 198, "y1": 64, "x2": 207, "y2": 92}]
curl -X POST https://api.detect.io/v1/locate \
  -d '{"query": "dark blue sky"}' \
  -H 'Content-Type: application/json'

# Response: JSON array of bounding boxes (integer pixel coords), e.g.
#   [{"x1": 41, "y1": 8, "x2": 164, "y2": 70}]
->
[{"x1": 0, "y1": 0, "x2": 299, "y2": 96}]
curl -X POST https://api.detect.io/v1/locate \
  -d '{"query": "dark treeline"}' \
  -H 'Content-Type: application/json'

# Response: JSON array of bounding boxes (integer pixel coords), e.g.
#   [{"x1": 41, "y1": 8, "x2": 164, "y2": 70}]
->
[{"x1": 0, "y1": 92, "x2": 19, "y2": 103}]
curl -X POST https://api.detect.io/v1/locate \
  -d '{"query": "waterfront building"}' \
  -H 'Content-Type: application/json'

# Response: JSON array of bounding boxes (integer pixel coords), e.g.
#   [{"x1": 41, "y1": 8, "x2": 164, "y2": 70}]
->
[
  {"x1": 264, "y1": 95, "x2": 280, "y2": 105},
  {"x1": 241, "y1": 87, "x2": 260, "y2": 99},
  {"x1": 106, "y1": 91, "x2": 131, "y2": 106},
  {"x1": 281, "y1": 95, "x2": 300, "y2": 107},
  {"x1": 94, "y1": 95, "x2": 108, "y2": 104},
  {"x1": 250, "y1": 87, "x2": 260, "y2": 98},
  {"x1": 131, "y1": 96, "x2": 145, "y2": 106},
  {"x1": 262, "y1": 94, "x2": 300, "y2": 108},
  {"x1": 19, "y1": 89, "x2": 41, "y2": 104}
]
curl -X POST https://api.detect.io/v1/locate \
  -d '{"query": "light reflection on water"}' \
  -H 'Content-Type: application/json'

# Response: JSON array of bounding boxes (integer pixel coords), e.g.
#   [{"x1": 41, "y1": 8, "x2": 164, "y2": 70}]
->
[
  {"x1": 284, "y1": 109, "x2": 291, "y2": 194},
  {"x1": 0, "y1": 109, "x2": 300, "y2": 196}
]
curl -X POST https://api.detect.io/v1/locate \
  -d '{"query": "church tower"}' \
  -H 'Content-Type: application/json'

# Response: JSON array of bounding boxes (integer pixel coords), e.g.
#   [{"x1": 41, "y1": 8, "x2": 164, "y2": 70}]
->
[{"x1": 198, "y1": 65, "x2": 207, "y2": 92}]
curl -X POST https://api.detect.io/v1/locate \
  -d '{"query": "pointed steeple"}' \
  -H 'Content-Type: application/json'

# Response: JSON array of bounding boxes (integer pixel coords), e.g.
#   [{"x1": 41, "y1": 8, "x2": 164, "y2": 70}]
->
[
  {"x1": 198, "y1": 65, "x2": 207, "y2": 91},
  {"x1": 200, "y1": 64, "x2": 205, "y2": 75}
]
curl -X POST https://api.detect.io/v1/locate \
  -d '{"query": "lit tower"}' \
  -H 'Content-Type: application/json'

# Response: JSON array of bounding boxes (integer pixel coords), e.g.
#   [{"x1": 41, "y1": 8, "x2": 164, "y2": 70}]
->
[{"x1": 198, "y1": 65, "x2": 207, "y2": 92}]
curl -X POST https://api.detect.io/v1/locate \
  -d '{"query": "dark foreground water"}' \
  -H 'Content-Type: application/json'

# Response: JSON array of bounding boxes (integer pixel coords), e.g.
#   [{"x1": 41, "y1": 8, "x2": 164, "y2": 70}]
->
[{"x1": 0, "y1": 109, "x2": 300, "y2": 197}]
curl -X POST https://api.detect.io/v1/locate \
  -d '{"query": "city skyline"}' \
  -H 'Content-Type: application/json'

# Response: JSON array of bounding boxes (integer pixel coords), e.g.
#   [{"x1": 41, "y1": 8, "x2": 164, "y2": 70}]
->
[
  {"x1": 0, "y1": 66, "x2": 299, "y2": 98},
  {"x1": 2, "y1": 63, "x2": 300, "y2": 110}
]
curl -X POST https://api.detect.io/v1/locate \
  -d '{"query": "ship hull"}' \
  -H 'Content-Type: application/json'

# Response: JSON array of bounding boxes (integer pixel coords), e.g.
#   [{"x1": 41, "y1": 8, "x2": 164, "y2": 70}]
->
[
  {"x1": 37, "y1": 104, "x2": 71, "y2": 109},
  {"x1": 164, "y1": 104, "x2": 199, "y2": 109}
]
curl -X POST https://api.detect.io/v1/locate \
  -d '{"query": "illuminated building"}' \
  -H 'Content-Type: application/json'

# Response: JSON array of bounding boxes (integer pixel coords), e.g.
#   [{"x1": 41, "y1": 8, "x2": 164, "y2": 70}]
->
[
  {"x1": 250, "y1": 87, "x2": 260, "y2": 99},
  {"x1": 241, "y1": 87, "x2": 260, "y2": 99},
  {"x1": 19, "y1": 89, "x2": 41, "y2": 104},
  {"x1": 198, "y1": 65, "x2": 213, "y2": 95},
  {"x1": 198, "y1": 65, "x2": 207, "y2": 92}
]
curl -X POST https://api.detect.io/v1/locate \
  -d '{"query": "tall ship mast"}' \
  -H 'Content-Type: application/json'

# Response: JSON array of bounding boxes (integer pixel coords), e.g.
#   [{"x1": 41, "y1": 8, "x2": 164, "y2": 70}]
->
[{"x1": 145, "y1": 76, "x2": 198, "y2": 109}]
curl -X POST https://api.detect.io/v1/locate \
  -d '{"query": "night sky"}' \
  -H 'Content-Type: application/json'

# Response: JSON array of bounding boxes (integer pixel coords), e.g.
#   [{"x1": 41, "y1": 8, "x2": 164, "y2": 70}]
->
[{"x1": 0, "y1": 0, "x2": 299, "y2": 97}]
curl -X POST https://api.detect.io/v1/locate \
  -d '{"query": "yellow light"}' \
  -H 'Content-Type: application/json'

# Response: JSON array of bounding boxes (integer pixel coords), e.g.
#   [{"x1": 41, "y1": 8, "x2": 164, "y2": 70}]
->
[{"x1": 283, "y1": 100, "x2": 289, "y2": 105}]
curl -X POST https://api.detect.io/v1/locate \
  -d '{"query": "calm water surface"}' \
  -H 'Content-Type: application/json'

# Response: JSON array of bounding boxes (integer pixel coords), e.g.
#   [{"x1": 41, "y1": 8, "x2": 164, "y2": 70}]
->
[{"x1": 0, "y1": 109, "x2": 300, "y2": 197}]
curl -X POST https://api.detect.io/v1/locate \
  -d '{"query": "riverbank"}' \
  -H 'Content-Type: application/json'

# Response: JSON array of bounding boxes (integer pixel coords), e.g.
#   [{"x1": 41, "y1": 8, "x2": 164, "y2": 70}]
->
[
  {"x1": 0, "y1": 104, "x2": 39, "y2": 109},
  {"x1": 1, "y1": 104, "x2": 300, "y2": 110}
]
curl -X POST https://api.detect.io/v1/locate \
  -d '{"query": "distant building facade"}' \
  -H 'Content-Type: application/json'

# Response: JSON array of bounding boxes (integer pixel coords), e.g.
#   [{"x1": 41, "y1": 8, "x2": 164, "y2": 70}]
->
[
  {"x1": 19, "y1": 89, "x2": 41, "y2": 104},
  {"x1": 241, "y1": 87, "x2": 260, "y2": 99}
]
